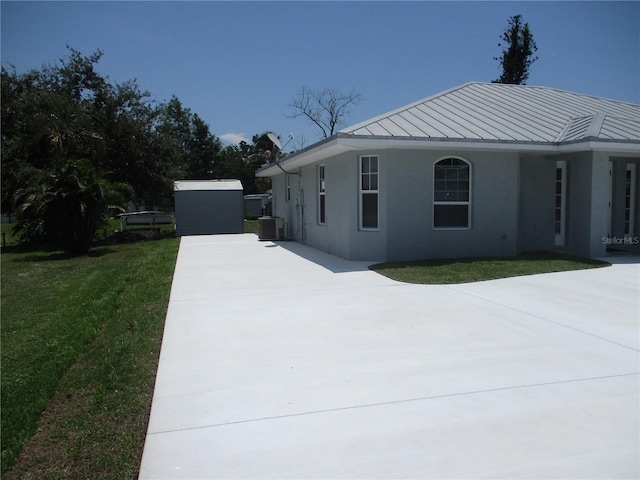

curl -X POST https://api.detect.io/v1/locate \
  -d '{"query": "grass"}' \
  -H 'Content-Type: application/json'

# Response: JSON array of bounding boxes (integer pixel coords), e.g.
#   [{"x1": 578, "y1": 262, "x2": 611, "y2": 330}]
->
[
  {"x1": 1, "y1": 234, "x2": 179, "y2": 478},
  {"x1": 1, "y1": 222, "x2": 20, "y2": 248},
  {"x1": 244, "y1": 218, "x2": 259, "y2": 234},
  {"x1": 370, "y1": 251, "x2": 609, "y2": 284}
]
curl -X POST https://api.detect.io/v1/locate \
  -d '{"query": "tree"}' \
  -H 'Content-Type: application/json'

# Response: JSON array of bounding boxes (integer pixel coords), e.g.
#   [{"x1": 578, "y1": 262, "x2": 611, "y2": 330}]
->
[
  {"x1": 185, "y1": 114, "x2": 223, "y2": 180},
  {"x1": 95, "y1": 79, "x2": 160, "y2": 208},
  {"x1": 13, "y1": 158, "x2": 130, "y2": 255},
  {"x1": 493, "y1": 14, "x2": 538, "y2": 85},
  {"x1": 215, "y1": 133, "x2": 273, "y2": 194},
  {"x1": 2, "y1": 49, "x2": 140, "y2": 251},
  {"x1": 2, "y1": 50, "x2": 142, "y2": 205},
  {"x1": 288, "y1": 85, "x2": 362, "y2": 139},
  {"x1": 2, "y1": 47, "x2": 227, "y2": 233}
]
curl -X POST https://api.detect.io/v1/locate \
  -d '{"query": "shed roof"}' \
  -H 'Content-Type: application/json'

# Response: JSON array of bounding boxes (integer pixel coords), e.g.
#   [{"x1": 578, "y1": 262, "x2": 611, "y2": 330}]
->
[
  {"x1": 174, "y1": 180, "x2": 243, "y2": 192},
  {"x1": 257, "y1": 83, "x2": 640, "y2": 177}
]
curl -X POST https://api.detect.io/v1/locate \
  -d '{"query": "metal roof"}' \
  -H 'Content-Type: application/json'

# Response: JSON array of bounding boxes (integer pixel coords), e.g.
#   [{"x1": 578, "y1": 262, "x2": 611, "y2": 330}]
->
[
  {"x1": 256, "y1": 83, "x2": 640, "y2": 178},
  {"x1": 341, "y1": 83, "x2": 640, "y2": 143},
  {"x1": 174, "y1": 180, "x2": 243, "y2": 191}
]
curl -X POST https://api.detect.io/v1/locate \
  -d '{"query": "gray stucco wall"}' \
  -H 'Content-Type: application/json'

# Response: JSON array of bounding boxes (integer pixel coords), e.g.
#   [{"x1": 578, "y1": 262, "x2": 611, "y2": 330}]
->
[
  {"x1": 302, "y1": 152, "x2": 383, "y2": 260},
  {"x1": 272, "y1": 173, "x2": 298, "y2": 240},
  {"x1": 522, "y1": 151, "x2": 609, "y2": 258},
  {"x1": 385, "y1": 149, "x2": 520, "y2": 261},
  {"x1": 272, "y1": 152, "x2": 385, "y2": 260},
  {"x1": 587, "y1": 152, "x2": 611, "y2": 257},
  {"x1": 565, "y1": 151, "x2": 594, "y2": 257},
  {"x1": 559, "y1": 151, "x2": 639, "y2": 258},
  {"x1": 269, "y1": 146, "x2": 639, "y2": 261},
  {"x1": 273, "y1": 148, "x2": 524, "y2": 262},
  {"x1": 518, "y1": 155, "x2": 556, "y2": 253}
]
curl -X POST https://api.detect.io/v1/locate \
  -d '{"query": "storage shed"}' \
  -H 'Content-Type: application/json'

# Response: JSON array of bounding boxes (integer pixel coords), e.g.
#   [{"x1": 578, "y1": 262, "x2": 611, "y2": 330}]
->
[{"x1": 174, "y1": 180, "x2": 244, "y2": 236}]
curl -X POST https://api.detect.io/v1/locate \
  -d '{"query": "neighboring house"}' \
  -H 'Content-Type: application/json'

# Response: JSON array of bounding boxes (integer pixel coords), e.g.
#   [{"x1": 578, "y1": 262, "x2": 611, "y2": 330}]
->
[
  {"x1": 256, "y1": 82, "x2": 640, "y2": 262},
  {"x1": 244, "y1": 193, "x2": 272, "y2": 218}
]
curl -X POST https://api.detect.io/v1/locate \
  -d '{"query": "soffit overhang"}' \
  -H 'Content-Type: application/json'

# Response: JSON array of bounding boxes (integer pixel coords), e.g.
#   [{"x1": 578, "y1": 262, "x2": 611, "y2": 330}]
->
[{"x1": 255, "y1": 133, "x2": 640, "y2": 177}]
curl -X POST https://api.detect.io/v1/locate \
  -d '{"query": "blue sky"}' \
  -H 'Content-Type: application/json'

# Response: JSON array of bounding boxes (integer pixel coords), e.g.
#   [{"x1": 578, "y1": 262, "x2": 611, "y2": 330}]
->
[{"x1": 2, "y1": 1, "x2": 639, "y2": 149}]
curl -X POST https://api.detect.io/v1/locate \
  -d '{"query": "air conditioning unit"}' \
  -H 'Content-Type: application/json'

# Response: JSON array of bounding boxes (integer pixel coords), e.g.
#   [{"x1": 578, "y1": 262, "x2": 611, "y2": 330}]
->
[{"x1": 258, "y1": 217, "x2": 284, "y2": 241}]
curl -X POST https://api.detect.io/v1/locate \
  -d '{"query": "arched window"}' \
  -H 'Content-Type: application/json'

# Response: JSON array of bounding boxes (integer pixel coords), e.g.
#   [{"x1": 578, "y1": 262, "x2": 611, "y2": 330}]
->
[{"x1": 433, "y1": 157, "x2": 470, "y2": 229}]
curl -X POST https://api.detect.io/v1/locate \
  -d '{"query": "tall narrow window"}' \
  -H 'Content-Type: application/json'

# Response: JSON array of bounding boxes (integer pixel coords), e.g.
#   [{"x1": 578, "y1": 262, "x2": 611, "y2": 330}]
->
[
  {"x1": 433, "y1": 157, "x2": 470, "y2": 229},
  {"x1": 318, "y1": 165, "x2": 326, "y2": 225},
  {"x1": 555, "y1": 161, "x2": 567, "y2": 246},
  {"x1": 625, "y1": 164, "x2": 636, "y2": 236},
  {"x1": 285, "y1": 175, "x2": 291, "y2": 202},
  {"x1": 360, "y1": 156, "x2": 378, "y2": 229}
]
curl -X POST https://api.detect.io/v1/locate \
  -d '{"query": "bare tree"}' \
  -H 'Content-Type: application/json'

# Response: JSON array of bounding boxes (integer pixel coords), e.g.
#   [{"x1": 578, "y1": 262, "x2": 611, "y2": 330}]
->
[
  {"x1": 288, "y1": 85, "x2": 362, "y2": 139},
  {"x1": 290, "y1": 133, "x2": 307, "y2": 152}
]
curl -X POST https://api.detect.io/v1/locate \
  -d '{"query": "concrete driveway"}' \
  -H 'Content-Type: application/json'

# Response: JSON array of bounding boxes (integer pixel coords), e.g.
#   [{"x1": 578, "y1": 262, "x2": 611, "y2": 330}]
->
[{"x1": 139, "y1": 234, "x2": 639, "y2": 479}]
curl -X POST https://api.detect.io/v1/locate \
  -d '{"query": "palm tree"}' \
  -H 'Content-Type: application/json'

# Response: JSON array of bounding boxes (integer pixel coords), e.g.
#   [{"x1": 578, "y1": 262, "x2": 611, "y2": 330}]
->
[{"x1": 14, "y1": 158, "x2": 131, "y2": 255}]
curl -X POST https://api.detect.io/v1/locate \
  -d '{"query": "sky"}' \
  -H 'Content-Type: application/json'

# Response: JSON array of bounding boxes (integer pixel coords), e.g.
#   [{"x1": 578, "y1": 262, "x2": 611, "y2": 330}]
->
[{"x1": 2, "y1": 1, "x2": 639, "y2": 150}]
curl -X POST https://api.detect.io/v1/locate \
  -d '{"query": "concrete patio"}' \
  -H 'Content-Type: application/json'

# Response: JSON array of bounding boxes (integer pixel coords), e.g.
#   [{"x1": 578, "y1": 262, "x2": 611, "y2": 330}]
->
[{"x1": 139, "y1": 234, "x2": 639, "y2": 479}]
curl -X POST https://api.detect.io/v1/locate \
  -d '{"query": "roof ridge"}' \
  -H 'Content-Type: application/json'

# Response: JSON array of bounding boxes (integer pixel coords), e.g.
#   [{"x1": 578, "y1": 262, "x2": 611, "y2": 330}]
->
[
  {"x1": 464, "y1": 82, "x2": 640, "y2": 111},
  {"x1": 584, "y1": 112, "x2": 607, "y2": 139},
  {"x1": 502, "y1": 83, "x2": 640, "y2": 108}
]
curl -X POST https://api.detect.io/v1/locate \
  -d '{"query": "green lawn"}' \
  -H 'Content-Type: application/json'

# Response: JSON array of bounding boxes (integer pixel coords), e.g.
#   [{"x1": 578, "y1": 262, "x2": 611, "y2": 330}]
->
[
  {"x1": 1, "y1": 222, "x2": 20, "y2": 248},
  {"x1": 1, "y1": 236, "x2": 179, "y2": 479},
  {"x1": 244, "y1": 218, "x2": 259, "y2": 234},
  {"x1": 370, "y1": 251, "x2": 609, "y2": 284}
]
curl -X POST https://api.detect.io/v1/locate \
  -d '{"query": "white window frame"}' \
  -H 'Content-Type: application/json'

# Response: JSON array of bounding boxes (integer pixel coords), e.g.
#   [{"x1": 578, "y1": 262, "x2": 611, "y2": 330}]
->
[
  {"x1": 285, "y1": 175, "x2": 291, "y2": 202},
  {"x1": 433, "y1": 156, "x2": 471, "y2": 230},
  {"x1": 318, "y1": 164, "x2": 326, "y2": 225},
  {"x1": 555, "y1": 160, "x2": 567, "y2": 246},
  {"x1": 359, "y1": 155, "x2": 379, "y2": 230},
  {"x1": 625, "y1": 164, "x2": 636, "y2": 237}
]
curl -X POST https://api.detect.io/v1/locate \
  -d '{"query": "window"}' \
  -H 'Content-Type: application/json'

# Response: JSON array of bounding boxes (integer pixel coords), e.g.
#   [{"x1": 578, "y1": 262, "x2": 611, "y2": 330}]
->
[
  {"x1": 285, "y1": 175, "x2": 291, "y2": 202},
  {"x1": 318, "y1": 165, "x2": 326, "y2": 225},
  {"x1": 433, "y1": 157, "x2": 470, "y2": 229},
  {"x1": 625, "y1": 164, "x2": 636, "y2": 236},
  {"x1": 360, "y1": 156, "x2": 378, "y2": 229},
  {"x1": 554, "y1": 161, "x2": 567, "y2": 245}
]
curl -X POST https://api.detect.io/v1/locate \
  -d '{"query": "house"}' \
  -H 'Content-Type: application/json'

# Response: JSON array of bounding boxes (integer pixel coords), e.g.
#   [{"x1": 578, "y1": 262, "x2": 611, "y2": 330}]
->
[
  {"x1": 174, "y1": 180, "x2": 244, "y2": 236},
  {"x1": 256, "y1": 83, "x2": 640, "y2": 262}
]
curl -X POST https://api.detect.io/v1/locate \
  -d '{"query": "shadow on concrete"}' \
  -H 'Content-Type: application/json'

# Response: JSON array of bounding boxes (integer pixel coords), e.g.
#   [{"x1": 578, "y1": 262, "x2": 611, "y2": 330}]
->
[{"x1": 270, "y1": 241, "x2": 374, "y2": 274}]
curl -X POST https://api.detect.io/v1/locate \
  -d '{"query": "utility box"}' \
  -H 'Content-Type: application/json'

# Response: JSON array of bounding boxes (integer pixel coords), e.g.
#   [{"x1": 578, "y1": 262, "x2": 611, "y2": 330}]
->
[
  {"x1": 258, "y1": 217, "x2": 283, "y2": 241},
  {"x1": 174, "y1": 180, "x2": 243, "y2": 236}
]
